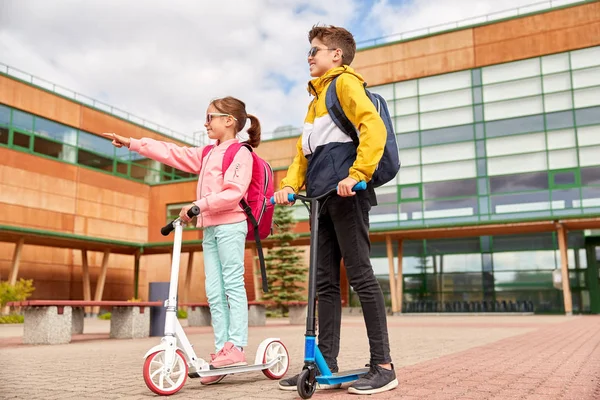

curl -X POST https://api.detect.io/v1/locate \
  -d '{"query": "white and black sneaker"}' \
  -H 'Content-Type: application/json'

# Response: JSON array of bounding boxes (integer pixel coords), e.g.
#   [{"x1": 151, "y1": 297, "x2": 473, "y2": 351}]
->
[
  {"x1": 278, "y1": 368, "x2": 342, "y2": 391},
  {"x1": 347, "y1": 364, "x2": 398, "y2": 395}
]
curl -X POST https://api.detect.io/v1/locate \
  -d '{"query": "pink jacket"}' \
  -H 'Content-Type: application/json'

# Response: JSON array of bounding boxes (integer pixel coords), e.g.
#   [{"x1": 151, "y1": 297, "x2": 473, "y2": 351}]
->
[{"x1": 129, "y1": 137, "x2": 253, "y2": 228}]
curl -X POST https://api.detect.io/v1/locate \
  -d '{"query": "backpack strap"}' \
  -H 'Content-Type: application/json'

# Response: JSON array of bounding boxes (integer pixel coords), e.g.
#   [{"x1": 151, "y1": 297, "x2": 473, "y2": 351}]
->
[
  {"x1": 222, "y1": 142, "x2": 269, "y2": 293},
  {"x1": 325, "y1": 75, "x2": 360, "y2": 146}
]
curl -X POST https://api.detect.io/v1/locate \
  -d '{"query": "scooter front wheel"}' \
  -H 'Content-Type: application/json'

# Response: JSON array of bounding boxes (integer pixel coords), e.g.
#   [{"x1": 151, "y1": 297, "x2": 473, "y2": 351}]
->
[
  {"x1": 297, "y1": 368, "x2": 317, "y2": 399},
  {"x1": 143, "y1": 349, "x2": 188, "y2": 396}
]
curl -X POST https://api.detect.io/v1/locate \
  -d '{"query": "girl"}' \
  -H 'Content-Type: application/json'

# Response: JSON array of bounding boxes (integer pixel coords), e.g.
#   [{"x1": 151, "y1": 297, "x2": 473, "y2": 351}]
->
[{"x1": 102, "y1": 96, "x2": 260, "y2": 385}]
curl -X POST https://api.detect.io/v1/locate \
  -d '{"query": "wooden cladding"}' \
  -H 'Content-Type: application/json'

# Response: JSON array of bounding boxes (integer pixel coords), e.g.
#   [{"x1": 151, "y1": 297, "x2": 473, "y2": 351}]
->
[
  {"x1": 0, "y1": 75, "x2": 187, "y2": 145},
  {"x1": 354, "y1": 2, "x2": 600, "y2": 86}
]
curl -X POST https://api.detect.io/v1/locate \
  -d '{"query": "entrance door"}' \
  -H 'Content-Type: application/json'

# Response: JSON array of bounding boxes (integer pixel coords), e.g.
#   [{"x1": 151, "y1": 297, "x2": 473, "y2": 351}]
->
[{"x1": 584, "y1": 238, "x2": 600, "y2": 314}]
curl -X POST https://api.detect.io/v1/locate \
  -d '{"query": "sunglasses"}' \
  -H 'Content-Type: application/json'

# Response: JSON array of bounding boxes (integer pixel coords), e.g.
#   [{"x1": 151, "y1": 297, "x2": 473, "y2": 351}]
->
[
  {"x1": 308, "y1": 46, "x2": 337, "y2": 58},
  {"x1": 206, "y1": 113, "x2": 238, "y2": 124}
]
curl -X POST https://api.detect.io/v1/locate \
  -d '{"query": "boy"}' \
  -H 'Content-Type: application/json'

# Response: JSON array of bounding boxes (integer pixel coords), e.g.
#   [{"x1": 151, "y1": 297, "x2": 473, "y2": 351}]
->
[{"x1": 273, "y1": 25, "x2": 398, "y2": 395}]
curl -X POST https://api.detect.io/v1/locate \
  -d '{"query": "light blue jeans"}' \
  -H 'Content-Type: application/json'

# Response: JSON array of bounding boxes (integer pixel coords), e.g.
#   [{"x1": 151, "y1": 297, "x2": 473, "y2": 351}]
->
[{"x1": 202, "y1": 220, "x2": 248, "y2": 352}]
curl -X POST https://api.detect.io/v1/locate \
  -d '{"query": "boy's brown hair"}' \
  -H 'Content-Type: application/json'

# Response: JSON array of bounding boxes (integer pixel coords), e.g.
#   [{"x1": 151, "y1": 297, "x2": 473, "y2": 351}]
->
[{"x1": 308, "y1": 25, "x2": 356, "y2": 66}]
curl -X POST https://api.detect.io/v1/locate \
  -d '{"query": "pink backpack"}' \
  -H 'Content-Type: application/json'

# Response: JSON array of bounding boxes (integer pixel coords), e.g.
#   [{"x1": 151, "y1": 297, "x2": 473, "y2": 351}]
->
[{"x1": 201, "y1": 142, "x2": 274, "y2": 292}]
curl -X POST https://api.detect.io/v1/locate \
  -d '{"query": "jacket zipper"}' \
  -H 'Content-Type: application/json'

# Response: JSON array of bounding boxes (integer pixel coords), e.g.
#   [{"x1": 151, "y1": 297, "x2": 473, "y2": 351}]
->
[{"x1": 198, "y1": 147, "x2": 214, "y2": 227}]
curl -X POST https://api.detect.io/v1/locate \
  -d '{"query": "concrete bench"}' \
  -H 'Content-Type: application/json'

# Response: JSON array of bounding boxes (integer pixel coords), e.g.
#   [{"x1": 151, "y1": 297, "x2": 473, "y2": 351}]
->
[
  {"x1": 181, "y1": 301, "x2": 269, "y2": 327},
  {"x1": 286, "y1": 301, "x2": 308, "y2": 325},
  {"x1": 7, "y1": 300, "x2": 161, "y2": 345}
]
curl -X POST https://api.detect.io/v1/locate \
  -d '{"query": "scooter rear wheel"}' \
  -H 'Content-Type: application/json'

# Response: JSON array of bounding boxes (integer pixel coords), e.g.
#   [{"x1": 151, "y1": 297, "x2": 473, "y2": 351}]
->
[
  {"x1": 143, "y1": 349, "x2": 188, "y2": 396},
  {"x1": 297, "y1": 368, "x2": 317, "y2": 399},
  {"x1": 261, "y1": 340, "x2": 290, "y2": 379}
]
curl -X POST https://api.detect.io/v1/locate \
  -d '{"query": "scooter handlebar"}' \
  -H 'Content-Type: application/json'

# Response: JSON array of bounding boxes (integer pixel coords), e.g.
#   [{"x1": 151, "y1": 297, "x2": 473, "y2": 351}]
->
[
  {"x1": 269, "y1": 181, "x2": 367, "y2": 204},
  {"x1": 160, "y1": 206, "x2": 200, "y2": 236}
]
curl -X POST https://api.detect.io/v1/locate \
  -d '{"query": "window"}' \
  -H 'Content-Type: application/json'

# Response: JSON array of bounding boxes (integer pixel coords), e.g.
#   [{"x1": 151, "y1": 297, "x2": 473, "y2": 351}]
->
[
  {"x1": 489, "y1": 172, "x2": 549, "y2": 194},
  {"x1": 0, "y1": 126, "x2": 8, "y2": 145},
  {"x1": 420, "y1": 124, "x2": 473, "y2": 146},
  {"x1": 570, "y1": 46, "x2": 600, "y2": 69},
  {"x1": 35, "y1": 117, "x2": 77, "y2": 144},
  {"x1": 488, "y1": 152, "x2": 547, "y2": 176},
  {"x1": 77, "y1": 148, "x2": 113, "y2": 172},
  {"x1": 399, "y1": 185, "x2": 420, "y2": 201},
  {"x1": 547, "y1": 128, "x2": 576, "y2": 150},
  {"x1": 0, "y1": 104, "x2": 10, "y2": 125},
  {"x1": 398, "y1": 166, "x2": 421, "y2": 185},
  {"x1": 12, "y1": 130, "x2": 31, "y2": 149},
  {"x1": 399, "y1": 148, "x2": 420, "y2": 166},
  {"x1": 574, "y1": 86, "x2": 600, "y2": 108},
  {"x1": 395, "y1": 115, "x2": 419, "y2": 133},
  {"x1": 544, "y1": 92, "x2": 572, "y2": 113},
  {"x1": 418, "y1": 70, "x2": 471, "y2": 95},
  {"x1": 486, "y1": 132, "x2": 545, "y2": 157},
  {"x1": 421, "y1": 160, "x2": 476, "y2": 182},
  {"x1": 484, "y1": 96, "x2": 543, "y2": 121},
  {"x1": 548, "y1": 149, "x2": 577, "y2": 169},
  {"x1": 542, "y1": 72, "x2": 571, "y2": 93},
  {"x1": 545, "y1": 110, "x2": 574, "y2": 130},
  {"x1": 579, "y1": 146, "x2": 600, "y2": 167},
  {"x1": 422, "y1": 178, "x2": 477, "y2": 199},
  {"x1": 421, "y1": 141, "x2": 475, "y2": 164},
  {"x1": 541, "y1": 53, "x2": 570, "y2": 74},
  {"x1": 550, "y1": 169, "x2": 579, "y2": 188},
  {"x1": 166, "y1": 203, "x2": 198, "y2": 230},
  {"x1": 577, "y1": 125, "x2": 600, "y2": 146},
  {"x1": 12, "y1": 110, "x2": 33, "y2": 132},
  {"x1": 419, "y1": 88, "x2": 471, "y2": 112},
  {"x1": 483, "y1": 77, "x2": 541, "y2": 103},
  {"x1": 420, "y1": 106, "x2": 473, "y2": 130},
  {"x1": 394, "y1": 97, "x2": 418, "y2": 116},
  {"x1": 77, "y1": 131, "x2": 115, "y2": 157},
  {"x1": 485, "y1": 115, "x2": 544, "y2": 138},
  {"x1": 575, "y1": 106, "x2": 600, "y2": 126},
  {"x1": 394, "y1": 80, "x2": 417, "y2": 99},
  {"x1": 482, "y1": 58, "x2": 540, "y2": 85},
  {"x1": 581, "y1": 166, "x2": 600, "y2": 186},
  {"x1": 396, "y1": 132, "x2": 419, "y2": 148}
]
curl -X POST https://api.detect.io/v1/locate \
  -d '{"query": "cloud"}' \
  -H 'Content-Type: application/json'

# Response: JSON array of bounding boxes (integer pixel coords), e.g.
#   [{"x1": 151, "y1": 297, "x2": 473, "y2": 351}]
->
[{"x1": 0, "y1": 0, "x2": 559, "y2": 143}]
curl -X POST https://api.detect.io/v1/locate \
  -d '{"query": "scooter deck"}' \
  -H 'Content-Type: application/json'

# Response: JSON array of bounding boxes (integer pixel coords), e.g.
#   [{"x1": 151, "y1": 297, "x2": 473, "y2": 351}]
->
[
  {"x1": 188, "y1": 362, "x2": 274, "y2": 378},
  {"x1": 316, "y1": 367, "x2": 370, "y2": 385}
]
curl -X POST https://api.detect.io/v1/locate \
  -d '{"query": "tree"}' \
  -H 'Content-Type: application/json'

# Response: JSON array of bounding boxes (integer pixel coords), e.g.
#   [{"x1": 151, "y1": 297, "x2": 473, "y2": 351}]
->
[{"x1": 261, "y1": 205, "x2": 307, "y2": 316}]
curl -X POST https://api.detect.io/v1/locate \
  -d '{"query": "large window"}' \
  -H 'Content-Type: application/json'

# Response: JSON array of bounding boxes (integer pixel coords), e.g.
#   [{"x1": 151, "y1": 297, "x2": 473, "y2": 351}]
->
[
  {"x1": 0, "y1": 104, "x2": 194, "y2": 184},
  {"x1": 363, "y1": 45, "x2": 600, "y2": 228}
]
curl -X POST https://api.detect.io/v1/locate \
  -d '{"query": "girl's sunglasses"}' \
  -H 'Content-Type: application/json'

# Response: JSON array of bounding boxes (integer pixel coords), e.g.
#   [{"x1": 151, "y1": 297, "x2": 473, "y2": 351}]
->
[
  {"x1": 307, "y1": 46, "x2": 337, "y2": 58},
  {"x1": 206, "y1": 113, "x2": 238, "y2": 124}
]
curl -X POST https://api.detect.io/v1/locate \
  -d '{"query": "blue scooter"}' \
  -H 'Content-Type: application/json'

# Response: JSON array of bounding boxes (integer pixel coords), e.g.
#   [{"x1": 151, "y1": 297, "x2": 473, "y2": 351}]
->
[{"x1": 271, "y1": 181, "x2": 369, "y2": 399}]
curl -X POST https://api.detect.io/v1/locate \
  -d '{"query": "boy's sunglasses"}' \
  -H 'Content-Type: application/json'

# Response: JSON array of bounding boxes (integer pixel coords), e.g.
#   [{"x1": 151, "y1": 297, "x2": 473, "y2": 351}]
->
[
  {"x1": 206, "y1": 113, "x2": 238, "y2": 124},
  {"x1": 308, "y1": 46, "x2": 337, "y2": 58}
]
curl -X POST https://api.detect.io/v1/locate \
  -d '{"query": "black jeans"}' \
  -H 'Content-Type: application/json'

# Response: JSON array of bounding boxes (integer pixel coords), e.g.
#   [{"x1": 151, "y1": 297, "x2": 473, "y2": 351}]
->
[{"x1": 315, "y1": 190, "x2": 392, "y2": 370}]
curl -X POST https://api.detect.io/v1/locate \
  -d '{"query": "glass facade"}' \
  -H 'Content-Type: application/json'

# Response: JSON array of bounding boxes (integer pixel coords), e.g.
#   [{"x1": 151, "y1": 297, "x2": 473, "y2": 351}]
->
[
  {"x1": 0, "y1": 104, "x2": 195, "y2": 184},
  {"x1": 349, "y1": 232, "x2": 595, "y2": 314},
  {"x1": 360, "y1": 46, "x2": 600, "y2": 229},
  {"x1": 343, "y1": 46, "x2": 600, "y2": 314}
]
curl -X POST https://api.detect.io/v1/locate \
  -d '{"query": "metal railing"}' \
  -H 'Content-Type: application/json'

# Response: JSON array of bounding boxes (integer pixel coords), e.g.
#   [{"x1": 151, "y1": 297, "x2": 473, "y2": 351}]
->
[
  {"x1": 356, "y1": 0, "x2": 590, "y2": 48},
  {"x1": 0, "y1": 61, "x2": 206, "y2": 146}
]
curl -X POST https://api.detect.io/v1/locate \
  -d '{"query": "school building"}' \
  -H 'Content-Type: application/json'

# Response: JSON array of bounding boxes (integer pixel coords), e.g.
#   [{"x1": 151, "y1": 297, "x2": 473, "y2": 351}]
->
[{"x1": 1, "y1": 1, "x2": 599, "y2": 315}]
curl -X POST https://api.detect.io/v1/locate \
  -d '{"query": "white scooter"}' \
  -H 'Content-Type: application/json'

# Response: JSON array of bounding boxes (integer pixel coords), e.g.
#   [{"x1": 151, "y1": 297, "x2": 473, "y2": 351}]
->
[{"x1": 142, "y1": 206, "x2": 289, "y2": 396}]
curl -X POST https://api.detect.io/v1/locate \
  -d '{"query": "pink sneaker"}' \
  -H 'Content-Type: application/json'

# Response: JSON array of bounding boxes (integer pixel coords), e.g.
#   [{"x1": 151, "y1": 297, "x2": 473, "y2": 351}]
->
[
  {"x1": 201, "y1": 353, "x2": 226, "y2": 385},
  {"x1": 210, "y1": 342, "x2": 247, "y2": 368}
]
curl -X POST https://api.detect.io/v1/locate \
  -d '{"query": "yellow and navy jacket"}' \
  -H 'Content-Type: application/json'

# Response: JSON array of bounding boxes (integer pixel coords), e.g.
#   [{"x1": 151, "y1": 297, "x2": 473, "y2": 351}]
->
[{"x1": 280, "y1": 66, "x2": 387, "y2": 197}]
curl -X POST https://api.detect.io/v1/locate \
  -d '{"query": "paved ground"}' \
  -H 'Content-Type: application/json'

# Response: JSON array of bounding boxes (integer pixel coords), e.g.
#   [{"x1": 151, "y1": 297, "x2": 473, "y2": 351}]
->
[{"x1": 0, "y1": 315, "x2": 599, "y2": 399}]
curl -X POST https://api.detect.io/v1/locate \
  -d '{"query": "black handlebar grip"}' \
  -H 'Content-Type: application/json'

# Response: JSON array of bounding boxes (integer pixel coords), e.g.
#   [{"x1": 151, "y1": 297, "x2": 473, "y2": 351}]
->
[
  {"x1": 161, "y1": 221, "x2": 175, "y2": 236},
  {"x1": 161, "y1": 206, "x2": 200, "y2": 236},
  {"x1": 187, "y1": 206, "x2": 200, "y2": 218}
]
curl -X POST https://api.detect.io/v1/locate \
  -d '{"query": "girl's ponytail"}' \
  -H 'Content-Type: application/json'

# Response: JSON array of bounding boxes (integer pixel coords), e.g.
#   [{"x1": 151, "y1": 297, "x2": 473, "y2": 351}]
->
[{"x1": 246, "y1": 114, "x2": 261, "y2": 148}]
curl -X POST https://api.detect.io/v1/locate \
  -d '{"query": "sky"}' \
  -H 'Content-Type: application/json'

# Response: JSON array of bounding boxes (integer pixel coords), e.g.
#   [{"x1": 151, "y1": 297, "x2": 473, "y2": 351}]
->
[{"x1": 0, "y1": 0, "x2": 572, "y2": 143}]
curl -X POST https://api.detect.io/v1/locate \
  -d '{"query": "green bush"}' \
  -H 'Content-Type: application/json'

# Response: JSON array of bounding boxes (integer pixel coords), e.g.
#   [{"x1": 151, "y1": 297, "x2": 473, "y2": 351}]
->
[
  {"x1": 177, "y1": 309, "x2": 187, "y2": 319},
  {"x1": 98, "y1": 312, "x2": 111, "y2": 320},
  {"x1": 0, "y1": 314, "x2": 24, "y2": 324},
  {"x1": 0, "y1": 278, "x2": 35, "y2": 308}
]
